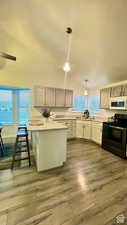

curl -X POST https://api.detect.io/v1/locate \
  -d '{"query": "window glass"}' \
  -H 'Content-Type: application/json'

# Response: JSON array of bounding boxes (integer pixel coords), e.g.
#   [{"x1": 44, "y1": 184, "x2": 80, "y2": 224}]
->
[
  {"x1": 88, "y1": 95, "x2": 100, "y2": 112},
  {"x1": 72, "y1": 96, "x2": 86, "y2": 112},
  {"x1": 0, "y1": 90, "x2": 13, "y2": 124},
  {"x1": 88, "y1": 95, "x2": 104, "y2": 113},
  {"x1": 17, "y1": 90, "x2": 29, "y2": 124},
  {"x1": 72, "y1": 95, "x2": 104, "y2": 113}
]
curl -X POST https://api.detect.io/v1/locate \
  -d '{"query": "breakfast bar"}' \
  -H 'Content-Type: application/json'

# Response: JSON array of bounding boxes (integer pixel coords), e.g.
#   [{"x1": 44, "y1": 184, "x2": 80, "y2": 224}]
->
[{"x1": 28, "y1": 121, "x2": 68, "y2": 172}]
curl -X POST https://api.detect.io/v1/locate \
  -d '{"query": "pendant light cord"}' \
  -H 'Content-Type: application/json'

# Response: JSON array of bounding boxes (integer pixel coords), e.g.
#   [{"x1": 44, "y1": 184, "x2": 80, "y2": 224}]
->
[
  {"x1": 64, "y1": 27, "x2": 72, "y2": 89},
  {"x1": 66, "y1": 33, "x2": 72, "y2": 62}
]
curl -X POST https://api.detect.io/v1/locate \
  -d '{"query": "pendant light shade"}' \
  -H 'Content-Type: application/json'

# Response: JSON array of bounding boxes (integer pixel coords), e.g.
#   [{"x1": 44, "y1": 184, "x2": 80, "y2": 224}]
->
[
  {"x1": 84, "y1": 90, "x2": 88, "y2": 96},
  {"x1": 63, "y1": 62, "x2": 71, "y2": 72}
]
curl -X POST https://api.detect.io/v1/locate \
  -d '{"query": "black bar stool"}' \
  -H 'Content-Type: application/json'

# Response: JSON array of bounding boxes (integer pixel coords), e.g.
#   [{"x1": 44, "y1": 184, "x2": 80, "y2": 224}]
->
[
  {"x1": 11, "y1": 126, "x2": 31, "y2": 169},
  {"x1": 0, "y1": 127, "x2": 4, "y2": 156}
]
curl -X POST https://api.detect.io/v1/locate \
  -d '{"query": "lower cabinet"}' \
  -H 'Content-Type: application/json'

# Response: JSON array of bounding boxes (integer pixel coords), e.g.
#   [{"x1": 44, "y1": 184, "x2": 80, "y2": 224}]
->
[
  {"x1": 91, "y1": 122, "x2": 103, "y2": 145},
  {"x1": 76, "y1": 120, "x2": 102, "y2": 145},
  {"x1": 55, "y1": 119, "x2": 76, "y2": 139},
  {"x1": 76, "y1": 121, "x2": 91, "y2": 139},
  {"x1": 76, "y1": 122, "x2": 84, "y2": 138},
  {"x1": 64, "y1": 120, "x2": 76, "y2": 139}
]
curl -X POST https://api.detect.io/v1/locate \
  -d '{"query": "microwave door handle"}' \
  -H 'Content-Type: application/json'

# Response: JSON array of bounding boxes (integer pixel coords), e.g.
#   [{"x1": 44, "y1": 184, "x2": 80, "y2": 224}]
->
[{"x1": 109, "y1": 125, "x2": 124, "y2": 130}]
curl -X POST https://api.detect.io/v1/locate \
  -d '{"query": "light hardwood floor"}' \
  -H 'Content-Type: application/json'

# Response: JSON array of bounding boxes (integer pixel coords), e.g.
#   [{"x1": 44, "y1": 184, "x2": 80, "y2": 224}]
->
[{"x1": 0, "y1": 139, "x2": 127, "y2": 225}]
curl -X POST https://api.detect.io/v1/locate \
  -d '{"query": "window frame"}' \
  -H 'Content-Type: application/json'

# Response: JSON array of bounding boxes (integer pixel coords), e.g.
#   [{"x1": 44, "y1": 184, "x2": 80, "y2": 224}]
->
[
  {"x1": 0, "y1": 88, "x2": 29, "y2": 125},
  {"x1": 72, "y1": 94, "x2": 104, "y2": 113}
]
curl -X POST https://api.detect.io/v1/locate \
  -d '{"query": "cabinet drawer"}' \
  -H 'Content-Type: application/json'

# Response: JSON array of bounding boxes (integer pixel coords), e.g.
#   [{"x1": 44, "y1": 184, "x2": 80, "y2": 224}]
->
[
  {"x1": 77, "y1": 120, "x2": 91, "y2": 125},
  {"x1": 92, "y1": 121, "x2": 103, "y2": 127}
]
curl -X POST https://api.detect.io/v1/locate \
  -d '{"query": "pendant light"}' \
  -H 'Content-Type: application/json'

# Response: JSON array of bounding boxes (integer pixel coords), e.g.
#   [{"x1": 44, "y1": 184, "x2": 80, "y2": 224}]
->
[
  {"x1": 84, "y1": 80, "x2": 88, "y2": 96},
  {"x1": 63, "y1": 27, "x2": 72, "y2": 72}
]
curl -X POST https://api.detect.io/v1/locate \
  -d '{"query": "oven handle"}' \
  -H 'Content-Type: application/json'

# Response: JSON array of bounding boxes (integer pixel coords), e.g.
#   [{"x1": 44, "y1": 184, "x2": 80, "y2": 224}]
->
[{"x1": 109, "y1": 125, "x2": 125, "y2": 130}]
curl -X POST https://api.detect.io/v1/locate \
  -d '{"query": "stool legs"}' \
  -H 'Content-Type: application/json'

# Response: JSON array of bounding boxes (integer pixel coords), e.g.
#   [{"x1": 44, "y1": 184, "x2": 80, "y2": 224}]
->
[
  {"x1": 11, "y1": 136, "x2": 18, "y2": 170},
  {"x1": 0, "y1": 134, "x2": 4, "y2": 156},
  {"x1": 11, "y1": 131, "x2": 31, "y2": 170}
]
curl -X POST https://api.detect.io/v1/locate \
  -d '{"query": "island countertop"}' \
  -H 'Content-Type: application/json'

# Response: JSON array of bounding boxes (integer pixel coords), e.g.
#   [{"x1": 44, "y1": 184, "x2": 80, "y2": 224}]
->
[{"x1": 28, "y1": 121, "x2": 68, "y2": 132}]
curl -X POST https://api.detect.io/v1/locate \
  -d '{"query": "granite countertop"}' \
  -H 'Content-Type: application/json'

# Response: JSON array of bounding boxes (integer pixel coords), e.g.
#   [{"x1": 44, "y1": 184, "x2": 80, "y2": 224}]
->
[
  {"x1": 28, "y1": 121, "x2": 68, "y2": 132},
  {"x1": 54, "y1": 117, "x2": 76, "y2": 120},
  {"x1": 54, "y1": 117, "x2": 107, "y2": 122},
  {"x1": 77, "y1": 118, "x2": 108, "y2": 123}
]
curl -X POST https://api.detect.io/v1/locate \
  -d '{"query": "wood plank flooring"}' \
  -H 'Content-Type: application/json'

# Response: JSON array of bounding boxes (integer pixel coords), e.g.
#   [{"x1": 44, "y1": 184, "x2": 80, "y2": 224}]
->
[{"x1": 0, "y1": 139, "x2": 127, "y2": 225}]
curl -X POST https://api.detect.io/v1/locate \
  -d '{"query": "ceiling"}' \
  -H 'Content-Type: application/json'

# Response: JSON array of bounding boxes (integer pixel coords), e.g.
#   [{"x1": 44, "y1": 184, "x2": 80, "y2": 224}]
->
[{"x1": 1, "y1": 0, "x2": 127, "y2": 88}]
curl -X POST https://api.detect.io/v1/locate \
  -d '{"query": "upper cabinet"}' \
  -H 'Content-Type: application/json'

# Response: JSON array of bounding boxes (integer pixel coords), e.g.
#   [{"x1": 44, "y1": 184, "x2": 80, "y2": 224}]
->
[
  {"x1": 34, "y1": 86, "x2": 46, "y2": 107},
  {"x1": 55, "y1": 88, "x2": 65, "y2": 107},
  {"x1": 122, "y1": 84, "x2": 127, "y2": 96},
  {"x1": 65, "y1": 89, "x2": 73, "y2": 107},
  {"x1": 110, "y1": 85, "x2": 122, "y2": 97},
  {"x1": 45, "y1": 87, "x2": 55, "y2": 107},
  {"x1": 34, "y1": 86, "x2": 73, "y2": 108},
  {"x1": 100, "y1": 88, "x2": 111, "y2": 109}
]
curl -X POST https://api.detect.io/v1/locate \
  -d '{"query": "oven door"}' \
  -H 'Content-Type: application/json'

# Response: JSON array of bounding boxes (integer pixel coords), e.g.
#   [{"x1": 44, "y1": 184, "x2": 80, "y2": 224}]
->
[{"x1": 102, "y1": 123, "x2": 127, "y2": 158}]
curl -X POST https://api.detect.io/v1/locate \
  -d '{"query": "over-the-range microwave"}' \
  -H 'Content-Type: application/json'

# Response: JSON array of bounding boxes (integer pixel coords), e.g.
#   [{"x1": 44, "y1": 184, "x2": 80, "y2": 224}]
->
[{"x1": 110, "y1": 97, "x2": 127, "y2": 110}]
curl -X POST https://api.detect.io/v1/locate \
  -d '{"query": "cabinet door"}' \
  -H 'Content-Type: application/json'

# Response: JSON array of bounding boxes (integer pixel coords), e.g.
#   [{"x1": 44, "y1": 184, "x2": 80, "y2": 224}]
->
[
  {"x1": 45, "y1": 87, "x2": 55, "y2": 107},
  {"x1": 55, "y1": 88, "x2": 65, "y2": 107},
  {"x1": 100, "y1": 88, "x2": 111, "y2": 109},
  {"x1": 122, "y1": 84, "x2": 127, "y2": 96},
  {"x1": 34, "y1": 86, "x2": 46, "y2": 106},
  {"x1": 110, "y1": 85, "x2": 122, "y2": 97},
  {"x1": 83, "y1": 125, "x2": 91, "y2": 139},
  {"x1": 91, "y1": 123, "x2": 102, "y2": 145},
  {"x1": 67, "y1": 120, "x2": 76, "y2": 138},
  {"x1": 76, "y1": 122, "x2": 83, "y2": 138},
  {"x1": 65, "y1": 89, "x2": 73, "y2": 107}
]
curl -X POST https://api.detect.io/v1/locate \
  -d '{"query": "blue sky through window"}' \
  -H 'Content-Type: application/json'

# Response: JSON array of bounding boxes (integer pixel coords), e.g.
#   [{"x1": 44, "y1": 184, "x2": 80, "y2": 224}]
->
[
  {"x1": 72, "y1": 95, "x2": 103, "y2": 113},
  {"x1": 0, "y1": 90, "x2": 13, "y2": 124},
  {"x1": 72, "y1": 96, "x2": 86, "y2": 112},
  {"x1": 0, "y1": 88, "x2": 29, "y2": 124},
  {"x1": 17, "y1": 90, "x2": 29, "y2": 123}
]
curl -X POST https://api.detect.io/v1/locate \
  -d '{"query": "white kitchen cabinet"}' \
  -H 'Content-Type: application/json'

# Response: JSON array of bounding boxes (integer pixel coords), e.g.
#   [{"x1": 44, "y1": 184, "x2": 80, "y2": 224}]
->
[
  {"x1": 110, "y1": 85, "x2": 122, "y2": 97},
  {"x1": 65, "y1": 120, "x2": 76, "y2": 139},
  {"x1": 122, "y1": 84, "x2": 127, "y2": 96},
  {"x1": 76, "y1": 121, "x2": 84, "y2": 138},
  {"x1": 30, "y1": 125, "x2": 67, "y2": 172},
  {"x1": 34, "y1": 86, "x2": 46, "y2": 107},
  {"x1": 55, "y1": 119, "x2": 76, "y2": 139},
  {"x1": 100, "y1": 88, "x2": 111, "y2": 109},
  {"x1": 91, "y1": 121, "x2": 102, "y2": 145},
  {"x1": 83, "y1": 122, "x2": 91, "y2": 139},
  {"x1": 55, "y1": 88, "x2": 65, "y2": 107},
  {"x1": 65, "y1": 89, "x2": 73, "y2": 107},
  {"x1": 76, "y1": 121, "x2": 91, "y2": 139},
  {"x1": 45, "y1": 87, "x2": 55, "y2": 107},
  {"x1": 76, "y1": 120, "x2": 102, "y2": 145},
  {"x1": 34, "y1": 86, "x2": 73, "y2": 108}
]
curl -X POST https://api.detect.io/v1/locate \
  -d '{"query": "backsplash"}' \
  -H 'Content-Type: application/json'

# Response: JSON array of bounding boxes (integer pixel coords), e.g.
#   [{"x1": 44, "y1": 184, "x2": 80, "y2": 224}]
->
[{"x1": 30, "y1": 106, "x2": 127, "y2": 121}]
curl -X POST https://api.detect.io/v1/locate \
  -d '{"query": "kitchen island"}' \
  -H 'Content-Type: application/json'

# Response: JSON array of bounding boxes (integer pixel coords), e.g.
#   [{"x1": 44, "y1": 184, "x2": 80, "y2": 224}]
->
[{"x1": 28, "y1": 121, "x2": 68, "y2": 172}]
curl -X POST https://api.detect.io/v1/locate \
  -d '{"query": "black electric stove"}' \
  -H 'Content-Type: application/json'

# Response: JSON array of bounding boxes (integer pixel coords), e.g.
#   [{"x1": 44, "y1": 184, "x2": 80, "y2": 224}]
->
[{"x1": 102, "y1": 114, "x2": 127, "y2": 158}]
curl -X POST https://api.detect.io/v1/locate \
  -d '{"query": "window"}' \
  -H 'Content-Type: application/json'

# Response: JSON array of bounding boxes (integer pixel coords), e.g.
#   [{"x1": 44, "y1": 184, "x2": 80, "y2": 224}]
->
[
  {"x1": 88, "y1": 95, "x2": 102, "y2": 113},
  {"x1": 72, "y1": 94, "x2": 104, "y2": 113},
  {"x1": 16, "y1": 90, "x2": 29, "y2": 124},
  {"x1": 0, "y1": 90, "x2": 13, "y2": 124},
  {"x1": 72, "y1": 96, "x2": 86, "y2": 112},
  {"x1": 0, "y1": 87, "x2": 29, "y2": 124}
]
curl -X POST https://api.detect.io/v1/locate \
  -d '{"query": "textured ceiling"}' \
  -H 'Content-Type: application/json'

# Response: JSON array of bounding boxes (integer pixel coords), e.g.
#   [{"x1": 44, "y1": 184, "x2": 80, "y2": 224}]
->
[{"x1": 0, "y1": 0, "x2": 127, "y2": 88}]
